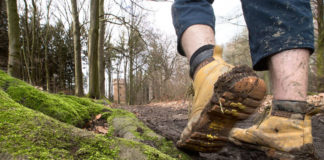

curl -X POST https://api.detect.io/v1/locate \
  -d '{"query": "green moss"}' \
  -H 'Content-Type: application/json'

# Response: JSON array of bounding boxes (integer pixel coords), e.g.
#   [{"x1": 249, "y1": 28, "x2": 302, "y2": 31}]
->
[
  {"x1": 307, "y1": 92, "x2": 318, "y2": 95},
  {"x1": 0, "y1": 70, "x2": 106, "y2": 127},
  {"x1": 0, "y1": 89, "x2": 118, "y2": 159},
  {"x1": 106, "y1": 108, "x2": 191, "y2": 160},
  {"x1": 117, "y1": 138, "x2": 175, "y2": 160},
  {"x1": 93, "y1": 98, "x2": 112, "y2": 106},
  {"x1": 0, "y1": 72, "x2": 191, "y2": 159}
]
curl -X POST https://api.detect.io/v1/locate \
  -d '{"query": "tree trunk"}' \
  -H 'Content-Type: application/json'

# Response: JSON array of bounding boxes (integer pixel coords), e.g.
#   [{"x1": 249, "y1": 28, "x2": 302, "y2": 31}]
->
[
  {"x1": 22, "y1": 0, "x2": 32, "y2": 84},
  {"x1": 44, "y1": 0, "x2": 52, "y2": 91},
  {"x1": 0, "y1": 0, "x2": 9, "y2": 72},
  {"x1": 22, "y1": 34, "x2": 31, "y2": 84},
  {"x1": 31, "y1": 0, "x2": 37, "y2": 84},
  {"x1": 6, "y1": 0, "x2": 21, "y2": 78},
  {"x1": 71, "y1": 0, "x2": 84, "y2": 96},
  {"x1": 107, "y1": 54, "x2": 112, "y2": 100},
  {"x1": 108, "y1": 67, "x2": 112, "y2": 99},
  {"x1": 59, "y1": 49, "x2": 64, "y2": 90},
  {"x1": 117, "y1": 61, "x2": 121, "y2": 104},
  {"x1": 88, "y1": 0, "x2": 100, "y2": 99},
  {"x1": 124, "y1": 58, "x2": 128, "y2": 104},
  {"x1": 129, "y1": 51, "x2": 134, "y2": 104},
  {"x1": 316, "y1": 0, "x2": 324, "y2": 92},
  {"x1": 98, "y1": 0, "x2": 106, "y2": 98}
]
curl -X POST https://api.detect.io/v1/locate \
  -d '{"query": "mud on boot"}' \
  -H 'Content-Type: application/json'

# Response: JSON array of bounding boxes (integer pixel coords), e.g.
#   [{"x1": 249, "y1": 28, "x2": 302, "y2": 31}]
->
[
  {"x1": 229, "y1": 100, "x2": 319, "y2": 160},
  {"x1": 177, "y1": 46, "x2": 266, "y2": 152}
]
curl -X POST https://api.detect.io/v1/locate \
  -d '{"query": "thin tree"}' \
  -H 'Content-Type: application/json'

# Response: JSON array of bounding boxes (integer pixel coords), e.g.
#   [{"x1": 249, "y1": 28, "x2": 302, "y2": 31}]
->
[
  {"x1": 71, "y1": 0, "x2": 84, "y2": 96},
  {"x1": 315, "y1": 0, "x2": 324, "y2": 91},
  {"x1": 127, "y1": 1, "x2": 146, "y2": 104},
  {"x1": 22, "y1": 0, "x2": 32, "y2": 84},
  {"x1": 0, "y1": 0, "x2": 8, "y2": 72},
  {"x1": 6, "y1": 0, "x2": 21, "y2": 78},
  {"x1": 44, "y1": 0, "x2": 53, "y2": 91},
  {"x1": 88, "y1": 0, "x2": 100, "y2": 98},
  {"x1": 105, "y1": 31, "x2": 113, "y2": 100},
  {"x1": 31, "y1": 0, "x2": 37, "y2": 84},
  {"x1": 98, "y1": 0, "x2": 106, "y2": 98}
]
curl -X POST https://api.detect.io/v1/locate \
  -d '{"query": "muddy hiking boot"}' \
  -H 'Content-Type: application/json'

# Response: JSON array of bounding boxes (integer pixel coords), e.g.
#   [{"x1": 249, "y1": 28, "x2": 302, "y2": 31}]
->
[
  {"x1": 177, "y1": 45, "x2": 266, "y2": 152},
  {"x1": 229, "y1": 100, "x2": 319, "y2": 159}
]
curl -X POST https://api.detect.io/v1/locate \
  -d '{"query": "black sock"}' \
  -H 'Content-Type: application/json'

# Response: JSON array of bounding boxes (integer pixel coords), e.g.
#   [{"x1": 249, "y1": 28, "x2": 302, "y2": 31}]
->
[{"x1": 189, "y1": 45, "x2": 214, "y2": 79}]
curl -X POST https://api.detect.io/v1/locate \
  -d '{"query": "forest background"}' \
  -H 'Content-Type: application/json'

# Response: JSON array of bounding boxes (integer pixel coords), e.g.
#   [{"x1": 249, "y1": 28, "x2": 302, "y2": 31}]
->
[{"x1": 1, "y1": 0, "x2": 323, "y2": 105}]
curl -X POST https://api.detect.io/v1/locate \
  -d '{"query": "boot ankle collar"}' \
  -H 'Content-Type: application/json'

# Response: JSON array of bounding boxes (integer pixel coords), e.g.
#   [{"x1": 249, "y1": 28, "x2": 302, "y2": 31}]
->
[
  {"x1": 192, "y1": 57, "x2": 214, "y2": 79},
  {"x1": 189, "y1": 45, "x2": 214, "y2": 79}
]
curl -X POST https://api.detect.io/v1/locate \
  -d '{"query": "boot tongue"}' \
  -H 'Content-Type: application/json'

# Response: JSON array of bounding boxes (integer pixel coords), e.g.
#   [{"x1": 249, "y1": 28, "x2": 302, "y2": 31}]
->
[{"x1": 271, "y1": 100, "x2": 308, "y2": 119}]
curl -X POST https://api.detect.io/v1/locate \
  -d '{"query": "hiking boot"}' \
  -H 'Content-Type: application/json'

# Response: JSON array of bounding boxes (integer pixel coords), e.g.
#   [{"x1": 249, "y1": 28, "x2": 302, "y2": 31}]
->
[
  {"x1": 177, "y1": 46, "x2": 266, "y2": 152},
  {"x1": 229, "y1": 100, "x2": 318, "y2": 159}
]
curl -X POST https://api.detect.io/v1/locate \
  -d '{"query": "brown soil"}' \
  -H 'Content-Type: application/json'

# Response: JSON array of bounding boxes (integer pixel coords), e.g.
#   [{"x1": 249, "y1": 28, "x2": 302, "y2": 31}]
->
[{"x1": 115, "y1": 95, "x2": 324, "y2": 160}]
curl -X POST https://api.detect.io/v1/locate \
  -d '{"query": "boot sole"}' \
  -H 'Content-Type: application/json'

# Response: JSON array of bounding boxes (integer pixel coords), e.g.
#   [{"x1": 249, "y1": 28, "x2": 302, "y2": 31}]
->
[
  {"x1": 231, "y1": 141, "x2": 318, "y2": 160},
  {"x1": 177, "y1": 66, "x2": 266, "y2": 152}
]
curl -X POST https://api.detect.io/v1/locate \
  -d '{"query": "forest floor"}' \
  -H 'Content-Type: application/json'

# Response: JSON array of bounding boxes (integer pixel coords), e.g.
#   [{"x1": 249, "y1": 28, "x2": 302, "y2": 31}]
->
[
  {"x1": 4, "y1": 69, "x2": 324, "y2": 159},
  {"x1": 115, "y1": 94, "x2": 324, "y2": 160}
]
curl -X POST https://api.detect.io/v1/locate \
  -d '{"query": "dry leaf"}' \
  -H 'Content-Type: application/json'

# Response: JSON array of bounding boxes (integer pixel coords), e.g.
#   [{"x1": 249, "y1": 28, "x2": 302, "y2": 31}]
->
[
  {"x1": 95, "y1": 126, "x2": 108, "y2": 134},
  {"x1": 95, "y1": 114, "x2": 102, "y2": 120}
]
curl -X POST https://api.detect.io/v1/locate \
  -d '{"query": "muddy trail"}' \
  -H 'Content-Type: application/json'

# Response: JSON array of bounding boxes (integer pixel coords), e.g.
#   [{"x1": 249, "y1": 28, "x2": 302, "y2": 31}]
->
[{"x1": 115, "y1": 95, "x2": 324, "y2": 160}]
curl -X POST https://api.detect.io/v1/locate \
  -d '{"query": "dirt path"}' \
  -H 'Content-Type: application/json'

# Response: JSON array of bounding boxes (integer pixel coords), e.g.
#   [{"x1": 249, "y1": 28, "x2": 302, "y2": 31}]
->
[{"x1": 116, "y1": 95, "x2": 324, "y2": 160}]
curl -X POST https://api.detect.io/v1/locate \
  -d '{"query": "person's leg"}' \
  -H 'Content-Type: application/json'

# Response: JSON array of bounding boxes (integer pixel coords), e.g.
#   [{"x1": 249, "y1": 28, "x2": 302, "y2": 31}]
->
[
  {"x1": 171, "y1": 0, "x2": 215, "y2": 57},
  {"x1": 172, "y1": 0, "x2": 217, "y2": 78},
  {"x1": 240, "y1": 0, "x2": 314, "y2": 71},
  {"x1": 239, "y1": 0, "x2": 314, "y2": 99},
  {"x1": 172, "y1": 0, "x2": 266, "y2": 152},
  {"x1": 182, "y1": 24, "x2": 215, "y2": 60},
  {"x1": 269, "y1": 49, "x2": 310, "y2": 101}
]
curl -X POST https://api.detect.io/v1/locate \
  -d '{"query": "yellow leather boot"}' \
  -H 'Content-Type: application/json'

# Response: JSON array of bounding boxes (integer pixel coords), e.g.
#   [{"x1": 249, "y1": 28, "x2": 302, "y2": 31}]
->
[
  {"x1": 177, "y1": 46, "x2": 266, "y2": 152},
  {"x1": 229, "y1": 100, "x2": 317, "y2": 159}
]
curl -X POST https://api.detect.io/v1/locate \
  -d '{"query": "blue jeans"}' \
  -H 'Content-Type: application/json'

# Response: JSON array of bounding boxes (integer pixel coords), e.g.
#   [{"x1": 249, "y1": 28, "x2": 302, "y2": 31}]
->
[{"x1": 172, "y1": 0, "x2": 314, "y2": 70}]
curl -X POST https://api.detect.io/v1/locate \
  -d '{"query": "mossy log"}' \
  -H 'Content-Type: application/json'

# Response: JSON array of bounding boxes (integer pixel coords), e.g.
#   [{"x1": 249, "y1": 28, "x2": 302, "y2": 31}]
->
[
  {"x1": 0, "y1": 71, "x2": 190, "y2": 159},
  {"x1": 0, "y1": 70, "x2": 104, "y2": 127},
  {"x1": 106, "y1": 109, "x2": 190, "y2": 159}
]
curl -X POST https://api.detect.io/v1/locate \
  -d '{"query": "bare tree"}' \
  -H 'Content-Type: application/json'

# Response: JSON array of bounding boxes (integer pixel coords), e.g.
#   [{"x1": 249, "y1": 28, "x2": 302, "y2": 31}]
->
[
  {"x1": 105, "y1": 30, "x2": 114, "y2": 100},
  {"x1": 0, "y1": 0, "x2": 8, "y2": 72},
  {"x1": 88, "y1": 0, "x2": 100, "y2": 98},
  {"x1": 314, "y1": 0, "x2": 324, "y2": 91},
  {"x1": 21, "y1": 0, "x2": 32, "y2": 84},
  {"x1": 6, "y1": 0, "x2": 21, "y2": 78},
  {"x1": 44, "y1": 0, "x2": 53, "y2": 91},
  {"x1": 71, "y1": 0, "x2": 84, "y2": 96},
  {"x1": 31, "y1": 0, "x2": 37, "y2": 84},
  {"x1": 98, "y1": 0, "x2": 106, "y2": 98}
]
